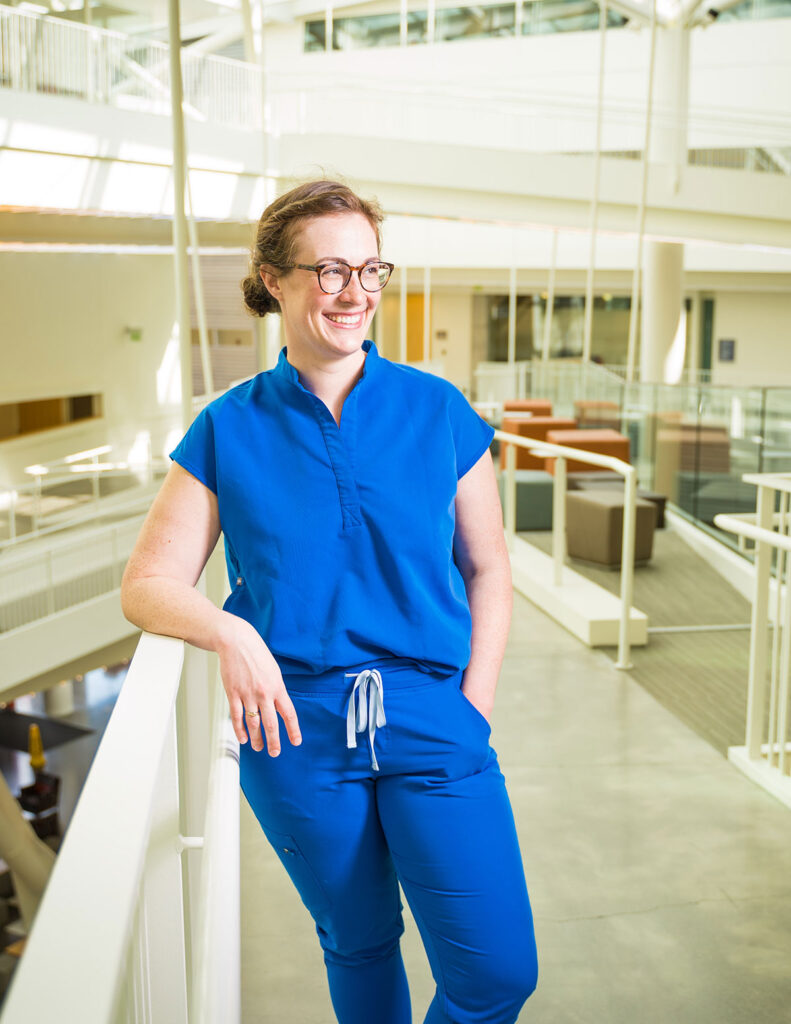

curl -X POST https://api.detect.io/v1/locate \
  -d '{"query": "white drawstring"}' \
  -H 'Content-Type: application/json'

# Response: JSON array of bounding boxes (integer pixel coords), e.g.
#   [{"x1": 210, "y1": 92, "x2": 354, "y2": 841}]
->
[{"x1": 345, "y1": 669, "x2": 386, "y2": 771}]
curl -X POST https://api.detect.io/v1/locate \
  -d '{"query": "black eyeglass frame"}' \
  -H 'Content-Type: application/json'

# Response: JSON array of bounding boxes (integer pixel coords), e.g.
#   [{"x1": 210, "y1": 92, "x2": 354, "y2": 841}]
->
[{"x1": 285, "y1": 259, "x2": 396, "y2": 294}]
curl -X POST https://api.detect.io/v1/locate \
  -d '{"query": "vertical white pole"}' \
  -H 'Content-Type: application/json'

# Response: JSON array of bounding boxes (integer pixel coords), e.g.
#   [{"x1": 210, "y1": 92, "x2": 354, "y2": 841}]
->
[
  {"x1": 767, "y1": 491, "x2": 788, "y2": 766},
  {"x1": 504, "y1": 439, "x2": 516, "y2": 548},
  {"x1": 688, "y1": 292, "x2": 700, "y2": 382},
  {"x1": 400, "y1": 267, "x2": 408, "y2": 363},
  {"x1": 543, "y1": 230, "x2": 557, "y2": 363},
  {"x1": 508, "y1": 265, "x2": 517, "y2": 367},
  {"x1": 325, "y1": 0, "x2": 333, "y2": 51},
  {"x1": 514, "y1": 0, "x2": 523, "y2": 37},
  {"x1": 746, "y1": 484, "x2": 773, "y2": 759},
  {"x1": 427, "y1": 0, "x2": 435, "y2": 43},
  {"x1": 400, "y1": 0, "x2": 408, "y2": 46},
  {"x1": 552, "y1": 455, "x2": 566, "y2": 586},
  {"x1": 776, "y1": 519, "x2": 791, "y2": 775},
  {"x1": 615, "y1": 467, "x2": 636, "y2": 669},
  {"x1": 185, "y1": 160, "x2": 214, "y2": 396},
  {"x1": 582, "y1": 0, "x2": 608, "y2": 364},
  {"x1": 168, "y1": 0, "x2": 194, "y2": 432},
  {"x1": 423, "y1": 267, "x2": 431, "y2": 363}
]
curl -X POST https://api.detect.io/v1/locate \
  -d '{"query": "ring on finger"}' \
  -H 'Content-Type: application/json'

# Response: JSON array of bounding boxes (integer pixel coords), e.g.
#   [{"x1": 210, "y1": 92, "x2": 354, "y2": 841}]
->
[{"x1": 245, "y1": 708, "x2": 260, "y2": 717}]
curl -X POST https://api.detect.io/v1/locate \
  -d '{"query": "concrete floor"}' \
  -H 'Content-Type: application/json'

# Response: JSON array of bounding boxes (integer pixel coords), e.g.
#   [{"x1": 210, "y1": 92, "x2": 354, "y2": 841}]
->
[{"x1": 241, "y1": 589, "x2": 791, "y2": 1024}]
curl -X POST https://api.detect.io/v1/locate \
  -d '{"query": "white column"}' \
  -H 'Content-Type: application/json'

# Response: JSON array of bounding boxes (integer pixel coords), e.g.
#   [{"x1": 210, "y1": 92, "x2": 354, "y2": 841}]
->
[
  {"x1": 423, "y1": 267, "x2": 431, "y2": 362},
  {"x1": 507, "y1": 266, "x2": 517, "y2": 365},
  {"x1": 542, "y1": 230, "x2": 558, "y2": 363},
  {"x1": 400, "y1": 0, "x2": 408, "y2": 46},
  {"x1": 639, "y1": 21, "x2": 689, "y2": 384},
  {"x1": 400, "y1": 268, "x2": 408, "y2": 363},
  {"x1": 44, "y1": 680, "x2": 75, "y2": 717},
  {"x1": 640, "y1": 240, "x2": 684, "y2": 384},
  {"x1": 688, "y1": 292, "x2": 701, "y2": 382},
  {"x1": 325, "y1": 0, "x2": 333, "y2": 51},
  {"x1": 168, "y1": 0, "x2": 193, "y2": 429}
]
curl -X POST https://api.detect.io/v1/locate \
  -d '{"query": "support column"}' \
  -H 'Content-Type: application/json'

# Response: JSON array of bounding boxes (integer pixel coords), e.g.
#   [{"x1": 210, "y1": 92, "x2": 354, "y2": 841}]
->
[
  {"x1": 639, "y1": 21, "x2": 690, "y2": 384},
  {"x1": 640, "y1": 241, "x2": 684, "y2": 384}
]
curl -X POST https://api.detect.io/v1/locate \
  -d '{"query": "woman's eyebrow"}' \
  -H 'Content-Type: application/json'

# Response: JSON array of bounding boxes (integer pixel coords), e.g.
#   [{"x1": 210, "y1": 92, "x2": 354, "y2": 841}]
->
[{"x1": 314, "y1": 255, "x2": 380, "y2": 264}]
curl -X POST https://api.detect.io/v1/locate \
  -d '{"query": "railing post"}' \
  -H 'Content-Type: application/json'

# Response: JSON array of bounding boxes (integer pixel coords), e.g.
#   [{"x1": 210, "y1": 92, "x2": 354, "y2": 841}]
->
[
  {"x1": 746, "y1": 483, "x2": 773, "y2": 759},
  {"x1": 552, "y1": 456, "x2": 567, "y2": 586},
  {"x1": 142, "y1": 705, "x2": 190, "y2": 1022},
  {"x1": 615, "y1": 468, "x2": 637, "y2": 670},
  {"x1": 504, "y1": 441, "x2": 516, "y2": 549},
  {"x1": 45, "y1": 550, "x2": 55, "y2": 616}
]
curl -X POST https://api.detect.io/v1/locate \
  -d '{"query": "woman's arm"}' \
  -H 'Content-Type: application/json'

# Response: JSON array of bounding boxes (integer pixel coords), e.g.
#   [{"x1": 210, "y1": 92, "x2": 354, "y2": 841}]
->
[
  {"x1": 121, "y1": 463, "x2": 301, "y2": 756},
  {"x1": 453, "y1": 450, "x2": 513, "y2": 722}
]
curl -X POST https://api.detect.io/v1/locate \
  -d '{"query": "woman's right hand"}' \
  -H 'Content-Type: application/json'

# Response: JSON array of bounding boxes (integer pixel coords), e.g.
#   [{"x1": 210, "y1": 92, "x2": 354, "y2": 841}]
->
[{"x1": 216, "y1": 612, "x2": 302, "y2": 756}]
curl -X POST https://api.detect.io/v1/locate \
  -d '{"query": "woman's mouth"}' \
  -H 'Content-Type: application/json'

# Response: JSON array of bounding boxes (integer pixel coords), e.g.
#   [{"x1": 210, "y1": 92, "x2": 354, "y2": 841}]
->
[{"x1": 323, "y1": 311, "x2": 365, "y2": 328}]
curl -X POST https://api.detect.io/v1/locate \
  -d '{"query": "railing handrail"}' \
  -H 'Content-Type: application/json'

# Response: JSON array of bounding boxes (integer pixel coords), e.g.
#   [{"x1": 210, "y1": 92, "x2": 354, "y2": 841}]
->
[
  {"x1": 0, "y1": 633, "x2": 185, "y2": 1021},
  {"x1": 0, "y1": 487, "x2": 158, "y2": 553},
  {"x1": 0, "y1": 509, "x2": 144, "y2": 570},
  {"x1": 494, "y1": 427, "x2": 637, "y2": 669}
]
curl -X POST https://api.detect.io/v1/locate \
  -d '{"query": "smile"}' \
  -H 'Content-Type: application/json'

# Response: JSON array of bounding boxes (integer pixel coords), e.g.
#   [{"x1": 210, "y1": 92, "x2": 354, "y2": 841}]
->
[{"x1": 324, "y1": 312, "x2": 365, "y2": 327}]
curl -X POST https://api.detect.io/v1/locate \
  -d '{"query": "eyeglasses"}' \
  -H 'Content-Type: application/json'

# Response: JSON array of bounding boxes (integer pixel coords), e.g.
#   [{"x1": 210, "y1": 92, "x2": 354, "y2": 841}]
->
[{"x1": 287, "y1": 260, "x2": 395, "y2": 294}]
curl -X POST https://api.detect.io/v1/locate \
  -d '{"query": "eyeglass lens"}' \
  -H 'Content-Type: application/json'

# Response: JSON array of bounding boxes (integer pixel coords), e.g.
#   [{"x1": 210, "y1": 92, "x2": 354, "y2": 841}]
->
[{"x1": 318, "y1": 262, "x2": 391, "y2": 293}]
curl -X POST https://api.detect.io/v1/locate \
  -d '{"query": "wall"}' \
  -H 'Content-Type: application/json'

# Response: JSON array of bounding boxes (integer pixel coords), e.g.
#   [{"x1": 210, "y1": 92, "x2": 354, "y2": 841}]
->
[
  {"x1": 0, "y1": 252, "x2": 183, "y2": 485},
  {"x1": 711, "y1": 291, "x2": 791, "y2": 387}
]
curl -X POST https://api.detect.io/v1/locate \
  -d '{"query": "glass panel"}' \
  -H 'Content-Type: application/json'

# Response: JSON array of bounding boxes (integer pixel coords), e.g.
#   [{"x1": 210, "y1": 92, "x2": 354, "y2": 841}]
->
[{"x1": 435, "y1": 4, "x2": 516, "y2": 43}]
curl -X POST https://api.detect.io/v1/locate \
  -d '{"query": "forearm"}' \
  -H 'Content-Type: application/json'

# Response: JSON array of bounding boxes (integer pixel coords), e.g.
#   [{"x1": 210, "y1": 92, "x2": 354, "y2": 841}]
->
[
  {"x1": 460, "y1": 559, "x2": 513, "y2": 717},
  {"x1": 121, "y1": 575, "x2": 236, "y2": 654}
]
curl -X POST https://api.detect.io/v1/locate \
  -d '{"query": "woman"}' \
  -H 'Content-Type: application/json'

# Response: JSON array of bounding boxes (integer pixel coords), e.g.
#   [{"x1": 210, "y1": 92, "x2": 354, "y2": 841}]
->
[{"x1": 121, "y1": 179, "x2": 538, "y2": 1024}]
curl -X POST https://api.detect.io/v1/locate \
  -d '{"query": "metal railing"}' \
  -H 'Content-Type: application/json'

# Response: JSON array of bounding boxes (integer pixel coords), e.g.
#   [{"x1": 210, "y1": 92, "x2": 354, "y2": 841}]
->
[
  {"x1": 0, "y1": 588, "x2": 240, "y2": 1021},
  {"x1": 496, "y1": 427, "x2": 638, "y2": 669},
  {"x1": 3, "y1": 6, "x2": 790, "y2": 170},
  {"x1": 0, "y1": 516, "x2": 143, "y2": 632},
  {"x1": 475, "y1": 360, "x2": 791, "y2": 547},
  {"x1": 714, "y1": 472, "x2": 791, "y2": 809},
  {"x1": 0, "y1": 7, "x2": 262, "y2": 129}
]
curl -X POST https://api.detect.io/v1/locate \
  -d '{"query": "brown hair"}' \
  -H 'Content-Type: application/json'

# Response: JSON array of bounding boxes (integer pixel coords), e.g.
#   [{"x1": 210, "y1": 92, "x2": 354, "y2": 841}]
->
[{"x1": 241, "y1": 178, "x2": 385, "y2": 318}]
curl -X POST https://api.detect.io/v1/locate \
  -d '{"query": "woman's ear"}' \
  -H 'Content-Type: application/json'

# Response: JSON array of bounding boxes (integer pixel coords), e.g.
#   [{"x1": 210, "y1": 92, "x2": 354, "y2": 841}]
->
[{"x1": 260, "y1": 265, "x2": 282, "y2": 302}]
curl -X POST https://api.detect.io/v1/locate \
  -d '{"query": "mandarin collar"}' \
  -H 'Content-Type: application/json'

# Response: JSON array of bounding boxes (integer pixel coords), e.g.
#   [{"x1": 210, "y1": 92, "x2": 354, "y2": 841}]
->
[{"x1": 274, "y1": 338, "x2": 379, "y2": 387}]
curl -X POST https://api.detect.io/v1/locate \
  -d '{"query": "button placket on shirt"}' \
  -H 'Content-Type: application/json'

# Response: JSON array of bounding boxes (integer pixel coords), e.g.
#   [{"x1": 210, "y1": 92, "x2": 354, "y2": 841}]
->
[{"x1": 291, "y1": 380, "x2": 362, "y2": 532}]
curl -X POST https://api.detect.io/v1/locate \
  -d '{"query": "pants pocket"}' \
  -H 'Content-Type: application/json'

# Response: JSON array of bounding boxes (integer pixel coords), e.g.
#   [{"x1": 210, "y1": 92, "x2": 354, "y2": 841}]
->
[
  {"x1": 454, "y1": 682, "x2": 493, "y2": 737},
  {"x1": 261, "y1": 826, "x2": 333, "y2": 916}
]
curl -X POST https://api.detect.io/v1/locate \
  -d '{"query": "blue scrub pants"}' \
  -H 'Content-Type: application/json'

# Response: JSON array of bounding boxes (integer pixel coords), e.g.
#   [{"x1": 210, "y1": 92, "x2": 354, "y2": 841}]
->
[{"x1": 240, "y1": 660, "x2": 538, "y2": 1024}]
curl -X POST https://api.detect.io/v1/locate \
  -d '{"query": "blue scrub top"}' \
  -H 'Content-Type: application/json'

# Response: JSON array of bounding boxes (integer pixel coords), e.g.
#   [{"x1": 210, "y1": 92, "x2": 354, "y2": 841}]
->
[{"x1": 168, "y1": 339, "x2": 495, "y2": 679}]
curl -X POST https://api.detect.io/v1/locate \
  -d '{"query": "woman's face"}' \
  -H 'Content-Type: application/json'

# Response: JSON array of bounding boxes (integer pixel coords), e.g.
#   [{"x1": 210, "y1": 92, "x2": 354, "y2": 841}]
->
[{"x1": 263, "y1": 212, "x2": 382, "y2": 365}]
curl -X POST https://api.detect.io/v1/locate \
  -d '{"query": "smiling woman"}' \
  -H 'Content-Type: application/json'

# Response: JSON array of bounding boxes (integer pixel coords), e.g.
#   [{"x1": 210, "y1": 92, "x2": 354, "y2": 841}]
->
[{"x1": 124, "y1": 178, "x2": 538, "y2": 1024}]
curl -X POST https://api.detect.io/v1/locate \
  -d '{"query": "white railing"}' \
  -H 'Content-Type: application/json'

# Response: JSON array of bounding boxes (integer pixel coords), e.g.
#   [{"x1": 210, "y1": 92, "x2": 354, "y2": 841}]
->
[
  {"x1": 0, "y1": 7, "x2": 262, "y2": 129},
  {"x1": 714, "y1": 472, "x2": 791, "y2": 810},
  {"x1": 0, "y1": 516, "x2": 143, "y2": 632},
  {"x1": 0, "y1": 595, "x2": 240, "y2": 1022},
  {"x1": 497, "y1": 428, "x2": 638, "y2": 669}
]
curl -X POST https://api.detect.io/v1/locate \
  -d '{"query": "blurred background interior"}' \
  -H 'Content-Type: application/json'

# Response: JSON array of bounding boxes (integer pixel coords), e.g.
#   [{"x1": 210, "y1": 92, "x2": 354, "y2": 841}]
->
[{"x1": 1, "y1": 0, "x2": 790, "y2": 1020}]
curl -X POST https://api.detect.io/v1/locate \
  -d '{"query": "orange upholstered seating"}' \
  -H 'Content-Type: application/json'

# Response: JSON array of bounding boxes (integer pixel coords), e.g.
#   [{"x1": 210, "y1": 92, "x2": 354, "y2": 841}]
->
[
  {"x1": 500, "y1": 416, "x2": 577, "y2": 471},
  {"x1": 543, "y1": 428, "x2": 630, "y2": 475},
  {"x1": 503, "y1": 399, "x2": 553, "y2": 416},
  {"x1": 573, "y1": 399, "x2": 621, "y2": 430}
]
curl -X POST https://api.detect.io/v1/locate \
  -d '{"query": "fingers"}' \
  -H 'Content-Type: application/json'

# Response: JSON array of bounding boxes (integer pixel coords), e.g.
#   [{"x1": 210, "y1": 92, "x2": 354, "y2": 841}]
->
[
  {"x1": 276, "y1": 693, "x2": 302, "y2": 748},
  {"x1": 230, "y1": 696, "x2": 248, "y2": 745},
  {"x1": 259, "y1": 699, "x2": 281, "y2": 757}
]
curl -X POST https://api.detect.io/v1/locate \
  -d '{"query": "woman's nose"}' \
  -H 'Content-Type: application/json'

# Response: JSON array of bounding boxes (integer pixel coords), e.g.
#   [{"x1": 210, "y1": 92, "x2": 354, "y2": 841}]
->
[{"x1": 339, "y1": 271, "x2": 366, "y2": 303}]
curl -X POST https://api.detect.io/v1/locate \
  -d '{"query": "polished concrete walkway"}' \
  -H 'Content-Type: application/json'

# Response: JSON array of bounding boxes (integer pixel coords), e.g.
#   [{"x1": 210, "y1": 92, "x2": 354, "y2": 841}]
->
[{"x1": 240, "y1": 588, "x2": 791, "y2": 1023}]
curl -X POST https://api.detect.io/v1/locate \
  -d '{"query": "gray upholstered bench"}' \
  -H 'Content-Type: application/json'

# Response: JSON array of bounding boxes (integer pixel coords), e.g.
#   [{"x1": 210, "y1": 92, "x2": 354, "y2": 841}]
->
[
  {"x1": 497, "y1": 470, "x2": 555, "y2": 531},
  {"x1": 565, "y1": 490, "x2": 658, "y2": 568}
]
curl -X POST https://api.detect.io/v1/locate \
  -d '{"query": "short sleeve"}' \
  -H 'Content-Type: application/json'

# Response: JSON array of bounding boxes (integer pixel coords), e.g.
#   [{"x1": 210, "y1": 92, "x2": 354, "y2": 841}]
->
[
  {"x1": 168, "y1": 405, "x2": 218, "y2": 494},
  {"x1": 447, "y1": 384, "x2": 495, "y2": 480}
]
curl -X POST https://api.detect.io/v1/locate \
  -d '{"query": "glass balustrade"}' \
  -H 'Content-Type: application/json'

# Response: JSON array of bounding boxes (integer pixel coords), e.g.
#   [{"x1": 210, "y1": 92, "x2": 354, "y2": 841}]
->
[{"x1": 479, "y1": 360, "x2": 791, "y2": 551}]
